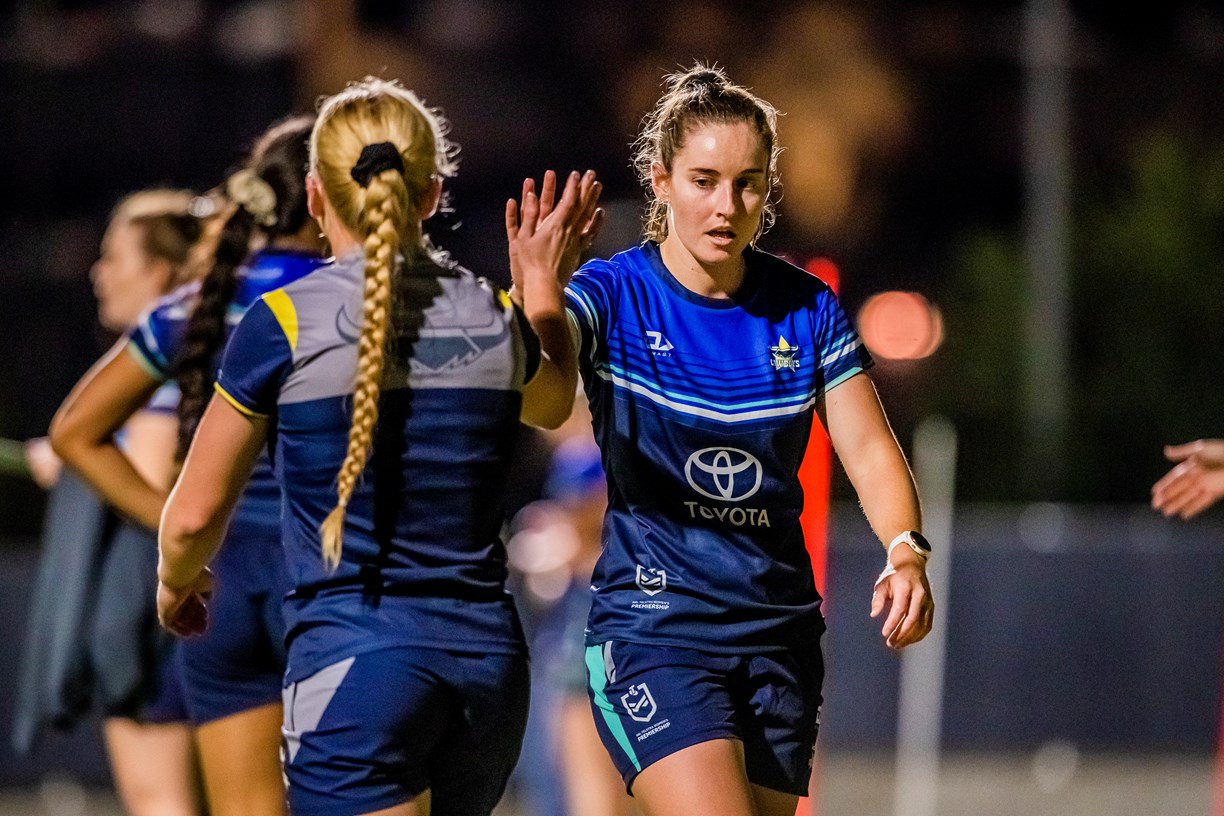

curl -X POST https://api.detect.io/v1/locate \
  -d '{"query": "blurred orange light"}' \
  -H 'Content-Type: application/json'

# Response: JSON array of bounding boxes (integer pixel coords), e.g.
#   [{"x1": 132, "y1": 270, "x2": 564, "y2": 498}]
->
[{"x1": 857, "y1": 291, "x2": 943, "y2": 360}]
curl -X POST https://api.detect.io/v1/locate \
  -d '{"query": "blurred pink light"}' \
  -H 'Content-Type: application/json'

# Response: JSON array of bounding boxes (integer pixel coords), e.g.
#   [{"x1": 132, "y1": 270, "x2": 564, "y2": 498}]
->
[{"x1": 857, "y1": 291, "x2": 943, "y2": 360}]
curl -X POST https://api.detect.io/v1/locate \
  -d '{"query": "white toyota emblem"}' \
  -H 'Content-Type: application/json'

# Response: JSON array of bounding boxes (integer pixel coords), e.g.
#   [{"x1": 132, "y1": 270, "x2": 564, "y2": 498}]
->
[{"x1": 684, "y1": 447, "x2": 763, "y2": 502}]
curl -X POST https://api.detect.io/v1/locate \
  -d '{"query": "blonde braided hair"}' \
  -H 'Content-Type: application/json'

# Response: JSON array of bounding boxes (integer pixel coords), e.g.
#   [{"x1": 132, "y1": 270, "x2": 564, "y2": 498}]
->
[{"x1": 310, "y1": 77, "x2": 457, "y2": 571}]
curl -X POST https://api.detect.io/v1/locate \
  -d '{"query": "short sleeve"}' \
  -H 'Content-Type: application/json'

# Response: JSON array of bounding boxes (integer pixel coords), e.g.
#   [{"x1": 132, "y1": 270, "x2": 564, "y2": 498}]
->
[
  {"x1": 214, "y1": 296, "x2": 294, "y2": 417},
  {"x1": 814, "y1": 288, "x2": 874, "y2": 392},
  {"x1": 563, "y1": 260, "x2": 618, "y2": 365},
  {"x1": 511, "y1": 301, "x2": 542, "y2": 384},
  {"x1": 144, "y1": 381, "x2": 181, "y2": 414},
  {"x1": 126, "y1": 297, "x2": 186, "y2": 380}
]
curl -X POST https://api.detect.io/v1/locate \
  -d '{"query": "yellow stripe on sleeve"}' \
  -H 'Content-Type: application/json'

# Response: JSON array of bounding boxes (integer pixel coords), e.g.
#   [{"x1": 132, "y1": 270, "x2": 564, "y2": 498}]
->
[
  {"x1": 214, "y1": 383, "x2": 268, "y2": 418},
  {"x1": 262, "y1": 289, "x2": 299, "y2": 351}
]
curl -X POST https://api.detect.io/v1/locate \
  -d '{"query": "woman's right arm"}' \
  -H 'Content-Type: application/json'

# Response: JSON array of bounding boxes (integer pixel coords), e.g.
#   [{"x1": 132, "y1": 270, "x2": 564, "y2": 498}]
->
[
  {"x1": 48, "y1": 340, "x2": 167, "y2": 529},
  {"x1": 508, "y1": 170, "x2": 603, "y2": 429},
  {"x1": 158, "y1": 394, "x2": 267, "y2": 636}
]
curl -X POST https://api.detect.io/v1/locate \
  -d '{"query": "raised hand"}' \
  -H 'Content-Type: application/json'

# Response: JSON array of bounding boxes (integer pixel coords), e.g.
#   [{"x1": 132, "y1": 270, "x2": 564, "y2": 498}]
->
[{"x1": 505, "y1": 170, "x2": 603, "y2": 313}]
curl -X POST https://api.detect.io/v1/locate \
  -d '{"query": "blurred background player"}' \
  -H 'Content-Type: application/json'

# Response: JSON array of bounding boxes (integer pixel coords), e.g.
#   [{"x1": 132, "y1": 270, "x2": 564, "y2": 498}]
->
[
  {"x1": 507, "y1": 400, "x2": 638, "y2": 816},
  {"x1": 552, "y1": 65, "x2": 935, "y2": 816},
  {"x1": 49, "y1": 116, "x2": 328, "y2": 815},
  {"x1": 19, "y1": 189, "x2": 205, "y2": 816},
  {"x1": 156, "y1": 77, "x2": 601, "y2": 816}
]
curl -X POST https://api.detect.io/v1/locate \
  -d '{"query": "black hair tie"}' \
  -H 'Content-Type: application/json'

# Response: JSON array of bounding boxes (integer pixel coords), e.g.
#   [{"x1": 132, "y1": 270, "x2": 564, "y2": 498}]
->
[{"x1": 350, "y1": 142, "x2": 405, "y2": 187}]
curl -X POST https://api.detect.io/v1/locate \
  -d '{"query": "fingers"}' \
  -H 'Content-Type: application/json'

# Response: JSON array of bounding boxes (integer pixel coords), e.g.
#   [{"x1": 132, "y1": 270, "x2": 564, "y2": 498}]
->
[
  {"x1": 1152, "y1": 462, "x2": 1201, "y2": 516},
  {"x1": 1152, "y1": 460, "x2": 1191, "y2": 498},
  {"x1": 550, "y1": 170, "x2": 583, "y2": 224},
  {"x1": 1156, "y1": 481, "x2": 1210, "y2": 519},
  {"x1": 581, "y1": 206, "x2": 607, "y2": 251},
  {"x1": 538, "y1": 170, "x2": 557, "y2": 220},
  {"x1": 1164, "y1": 441, "x2": 1201, "y2": 463},
  {"x1": 519, "y1": 188, "x2": 540, "y2": 237},
  {"x1": 889, "y1": 581, "x2": 932, "y2": 648},
  {"x1": 504, "y1": 198, "x2": 519, "y2": 242},
  {"x1": 157, "y1": 568, "x2": 214, "y2": 637},
  {"x1": 160, "y1": 590, "x2": 207, "y2": 637},
  {"x1": 169, "y1": 593, "x2": 209, "y2": 637},
  {"x1": 872, "y1": 572, "x2": 933, "y2": 650},
  {"x1": 576, "y1": 171, "x2": 601, "y2": 227},
  {"x1": 870, "y1": 575, "x2": 888, "y2": 619},
  {"x1": 878, "y1": 582, "x2": 907, "y2": 644}
]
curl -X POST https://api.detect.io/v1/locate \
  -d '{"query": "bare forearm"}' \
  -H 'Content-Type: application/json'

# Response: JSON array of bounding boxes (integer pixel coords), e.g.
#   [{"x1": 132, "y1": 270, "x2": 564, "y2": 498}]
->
[
  {"x1": 521, "y1": 310, "x2": 578, "y2": 429},
  {"x1": 841, "y1": 434, "x2": 922, "y2": 547},
  {"x1": 158, "y1": 493, "x2": 229, "y2": 589},
  {"x1": 50, "y1": 436, "x2": 166, "y2": 529}
]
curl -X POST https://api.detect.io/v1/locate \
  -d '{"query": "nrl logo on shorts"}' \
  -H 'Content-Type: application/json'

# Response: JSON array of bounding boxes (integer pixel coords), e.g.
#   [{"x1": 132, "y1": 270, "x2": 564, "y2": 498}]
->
[
  {"x1": 621, "y1": 682, "x2": 657, "y2": 723},
  {"x1": 770, "y1": 335, "x2": 800, "y2": 372},
  {"x1": 636, "y1": 565, "x2": 667, "y2": 596}
]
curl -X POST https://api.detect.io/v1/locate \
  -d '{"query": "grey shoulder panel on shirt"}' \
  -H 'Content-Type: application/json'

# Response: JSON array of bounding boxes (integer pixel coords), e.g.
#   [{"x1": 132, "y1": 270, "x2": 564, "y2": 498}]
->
[{"x1": 277, "y1": 257, "x2": 527, "y2": 405}]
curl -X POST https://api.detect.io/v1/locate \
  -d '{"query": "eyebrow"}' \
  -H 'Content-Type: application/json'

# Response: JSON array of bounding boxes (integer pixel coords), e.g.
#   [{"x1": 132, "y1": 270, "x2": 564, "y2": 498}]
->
[{"x1": 687, "y1": 167, "x2": 766, "y2": 176}]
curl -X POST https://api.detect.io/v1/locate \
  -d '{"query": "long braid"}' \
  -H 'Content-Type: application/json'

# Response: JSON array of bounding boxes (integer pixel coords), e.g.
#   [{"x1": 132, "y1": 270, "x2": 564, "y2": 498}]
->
[
  {"x1": 174, "y1": 203, "x2": 249, "y2": 460},
  {"x1": 311, "y1": 77, "x2": 454, "y2": 571},
  {"x1": 319, "y1": 171, "x2": 405, "y2": 570},
  {"x1": 174, "y1": 116, "x2": 314, "y2": 461}
]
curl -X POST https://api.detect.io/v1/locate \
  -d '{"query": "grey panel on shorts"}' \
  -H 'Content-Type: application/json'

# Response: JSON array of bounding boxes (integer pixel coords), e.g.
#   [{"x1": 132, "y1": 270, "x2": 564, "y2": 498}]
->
[{"x1": 282, "y1": 655, "x2": 356, "y2": 764}]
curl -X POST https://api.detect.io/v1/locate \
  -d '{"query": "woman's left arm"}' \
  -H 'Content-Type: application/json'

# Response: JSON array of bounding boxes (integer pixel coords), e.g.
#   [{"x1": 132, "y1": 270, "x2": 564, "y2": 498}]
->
[
  {"x1": 822, "y1": 373, "x2": 934, "y2": 649},
  {"x1": 157, "y1": 393, "x2": 267, "y2": 636},
  {"x1": 49, "y1": 340, "x2": 169, "y2": 529}
]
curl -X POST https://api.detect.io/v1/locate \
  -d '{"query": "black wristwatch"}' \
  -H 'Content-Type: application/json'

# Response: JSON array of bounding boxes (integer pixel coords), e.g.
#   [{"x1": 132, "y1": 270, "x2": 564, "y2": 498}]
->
[{"x1": 889, "y1": 530, "x2": 932, "y2": 560}]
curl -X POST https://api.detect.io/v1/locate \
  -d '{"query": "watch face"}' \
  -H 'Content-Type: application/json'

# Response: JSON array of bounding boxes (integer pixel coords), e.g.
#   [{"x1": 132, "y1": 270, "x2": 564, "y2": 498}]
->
[{"x1": 908, "y1": 531, "x2": 932, "y2": 553}]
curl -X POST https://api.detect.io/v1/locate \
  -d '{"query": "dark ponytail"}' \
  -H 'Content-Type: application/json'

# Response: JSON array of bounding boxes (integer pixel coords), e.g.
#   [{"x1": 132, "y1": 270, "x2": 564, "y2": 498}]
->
[{"x1": 174, "y1": 115, "x2": 315, "y2": 460}]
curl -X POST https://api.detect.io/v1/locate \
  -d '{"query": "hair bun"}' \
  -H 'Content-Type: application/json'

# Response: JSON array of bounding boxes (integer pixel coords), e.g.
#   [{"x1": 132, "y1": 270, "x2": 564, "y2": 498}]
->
[{"x1": 675, "y1": 65, "x2": 728, "y2": 94}]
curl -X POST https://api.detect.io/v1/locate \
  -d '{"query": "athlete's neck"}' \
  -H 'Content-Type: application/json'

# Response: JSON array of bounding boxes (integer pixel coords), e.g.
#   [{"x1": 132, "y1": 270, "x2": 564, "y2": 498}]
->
[
  {"x1": 268, "y1": 220, "x2": 329, "y2": 256},
  {"x1": 658, "y1": 235, "x2": 745, "y2": 300}
]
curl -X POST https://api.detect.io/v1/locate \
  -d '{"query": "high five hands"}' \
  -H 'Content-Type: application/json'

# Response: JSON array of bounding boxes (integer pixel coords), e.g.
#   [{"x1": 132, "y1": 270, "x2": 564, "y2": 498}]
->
[{"x1": 505, "y1": 169, "x2": 604, "y2": 314}]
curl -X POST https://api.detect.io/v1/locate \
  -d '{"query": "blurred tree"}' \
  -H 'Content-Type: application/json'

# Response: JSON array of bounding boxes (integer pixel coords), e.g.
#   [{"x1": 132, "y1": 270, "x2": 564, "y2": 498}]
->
[{"x1": 930, "y1": 129, "x2": 1224, "y2": 502}]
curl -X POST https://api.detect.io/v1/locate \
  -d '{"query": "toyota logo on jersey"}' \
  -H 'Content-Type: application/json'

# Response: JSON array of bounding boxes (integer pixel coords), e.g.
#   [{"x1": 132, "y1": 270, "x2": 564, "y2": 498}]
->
[{"x1": 684, "y1": 447, "x2": 763, "y2": 502}]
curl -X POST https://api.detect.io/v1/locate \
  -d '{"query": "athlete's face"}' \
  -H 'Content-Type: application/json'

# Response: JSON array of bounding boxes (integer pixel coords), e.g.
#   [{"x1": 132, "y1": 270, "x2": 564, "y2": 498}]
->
[
  {"x1": 652, "y1": 120, "x2": 769, "y2": 275},
  {"x1": 90, "y1": 219, "x2": 172, "y2": 331}
]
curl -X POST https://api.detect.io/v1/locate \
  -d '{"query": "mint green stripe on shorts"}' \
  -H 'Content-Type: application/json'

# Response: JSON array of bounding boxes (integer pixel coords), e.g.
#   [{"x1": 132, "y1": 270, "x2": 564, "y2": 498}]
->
[{"x1": 585, "y1": 643, "x2": 641, "y2": 771}]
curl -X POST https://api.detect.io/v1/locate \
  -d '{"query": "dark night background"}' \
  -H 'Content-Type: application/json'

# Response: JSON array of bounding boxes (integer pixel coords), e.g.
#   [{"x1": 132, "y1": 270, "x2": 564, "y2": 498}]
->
[{"x1": 1, "y1": 2, "x2": 1223, "y2": 810}]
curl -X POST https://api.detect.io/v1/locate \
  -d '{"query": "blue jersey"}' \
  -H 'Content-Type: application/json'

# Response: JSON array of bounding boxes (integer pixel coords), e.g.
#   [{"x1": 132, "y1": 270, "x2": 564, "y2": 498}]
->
[
  {"x1": 127, "y1": 248, "x2": 325, "y2": 523},
  {"x1": 565, "y1": 242, "x2": 872, "y2": 653},
  {"x1": 214, "y1": 250, "x2": 538, "y2": 682}
]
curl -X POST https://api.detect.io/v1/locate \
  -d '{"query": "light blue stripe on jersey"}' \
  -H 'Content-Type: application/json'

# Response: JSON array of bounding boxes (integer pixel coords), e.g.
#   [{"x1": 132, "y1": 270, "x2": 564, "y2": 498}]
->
[
  {"x1": 568, "y1": 242, "x2": 872, "y2": 654},
  {"x1": 591, "y1": 363, "x2": 827, "y2": 424}
]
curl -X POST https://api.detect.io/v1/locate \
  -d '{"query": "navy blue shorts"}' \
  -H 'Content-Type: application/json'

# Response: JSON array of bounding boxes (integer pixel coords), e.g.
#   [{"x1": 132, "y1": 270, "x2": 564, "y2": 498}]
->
[
  {"x1": 179, "y1": 518, "x2": 287, "y2": 725},
  {"x1": 138, "y1": 639, "x2": 190, "y2": 724},
  {"x1": 585, "y1": 640, "x2": 823, "y2": 796},
  {"x1": 282, "y1": 646, "x2": 530, "y2": 816}
]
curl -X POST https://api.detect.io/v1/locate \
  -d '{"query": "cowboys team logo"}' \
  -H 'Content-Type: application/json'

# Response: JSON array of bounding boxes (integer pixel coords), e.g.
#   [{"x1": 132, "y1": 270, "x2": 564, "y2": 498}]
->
[
  {"x1": 334, "y1": 293, "x2": 508, "y2": 373},
  {"x1": 684, "y1": 447, "x2": 763, "y2": 502},
  {"x1": 635, "y1": 565, "x2": 667, "y2": 596},
  {"x1": 621, "y1": 682, "x2": 658, "y2": 723},
  {"x1": 770, "y1": 335, "x2": 800, "y2": 371}
]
